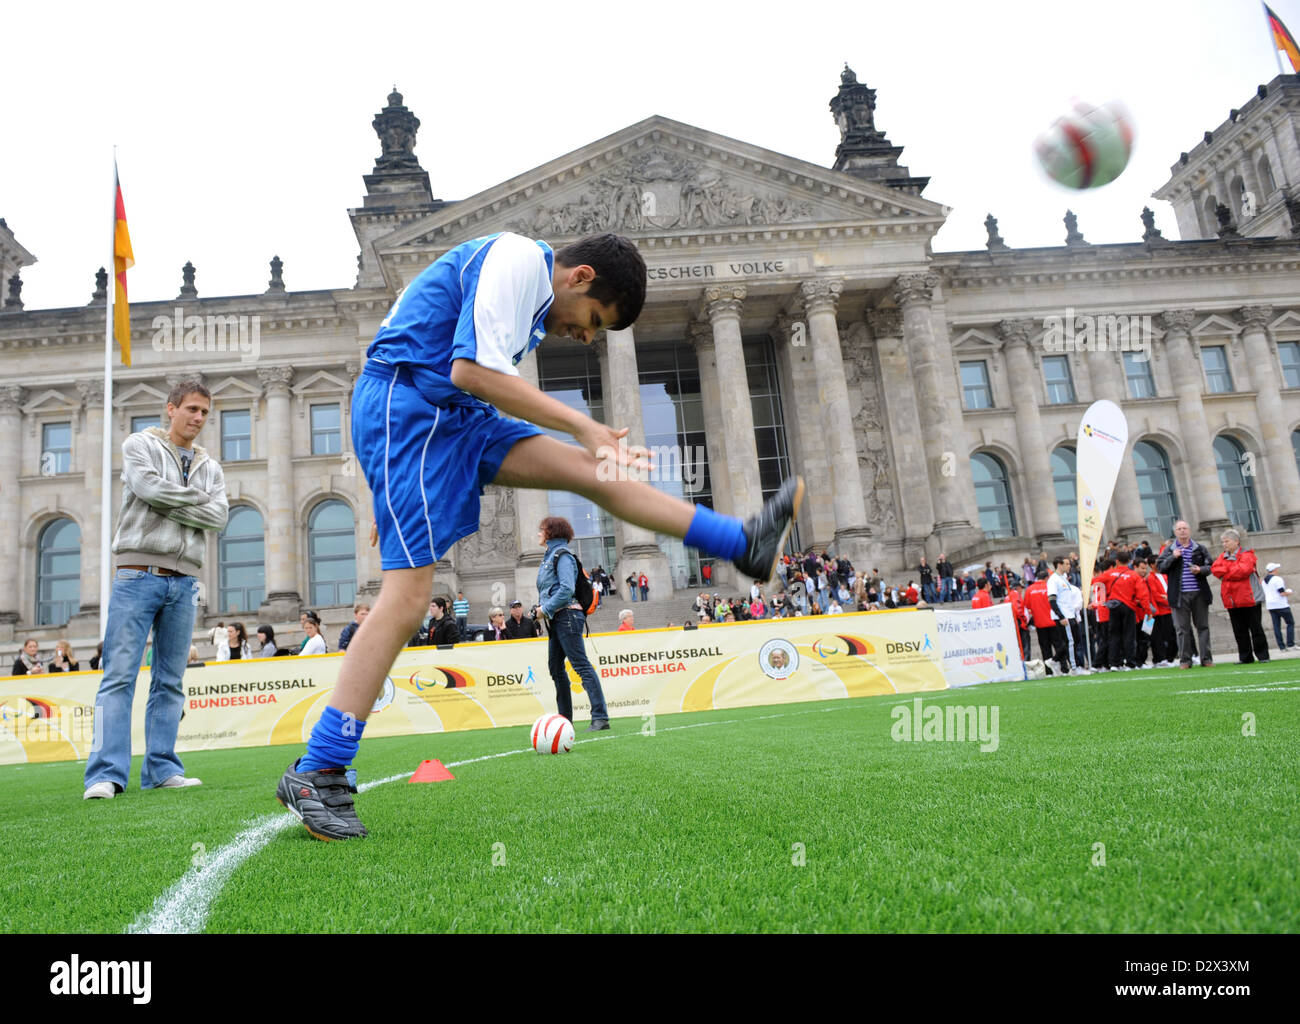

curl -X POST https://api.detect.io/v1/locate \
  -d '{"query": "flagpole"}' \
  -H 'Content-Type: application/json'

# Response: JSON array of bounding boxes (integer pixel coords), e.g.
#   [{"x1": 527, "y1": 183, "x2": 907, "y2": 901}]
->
[{"x1": 100, "y1": 151, "x2": 116, "y2": 641}]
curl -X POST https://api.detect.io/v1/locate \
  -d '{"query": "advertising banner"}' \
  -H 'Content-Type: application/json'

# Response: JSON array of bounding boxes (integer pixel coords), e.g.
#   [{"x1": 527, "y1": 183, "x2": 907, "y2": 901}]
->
[
  {"x1": 0, "y1": 609, "x2": 948, "y2": 765},
  {"x1": 934, "y1": 604, "x2": 1027, "y2": 687},
  {"x1": 1076, "y1": 399, "x2": 1130, "y2": 596}
]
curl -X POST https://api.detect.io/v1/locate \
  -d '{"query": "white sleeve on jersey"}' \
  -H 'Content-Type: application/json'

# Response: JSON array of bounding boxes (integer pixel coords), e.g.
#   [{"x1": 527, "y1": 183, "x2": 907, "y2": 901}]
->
[{"x1": 471, "y1": 233, "x2": 550, "y2": 376}]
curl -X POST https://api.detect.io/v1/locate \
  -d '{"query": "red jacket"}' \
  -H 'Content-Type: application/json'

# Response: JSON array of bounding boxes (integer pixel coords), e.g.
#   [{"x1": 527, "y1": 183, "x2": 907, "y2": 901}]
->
[
  {"x1": 1147, "y1": 571, "x2": 1171, "y2": 615},
  {"x1": 971, "y1": 589, "x2": 992, "y2": 609},
  {"x1": 1089, "y1": 578, "x2": 1109, "y2": 623},
  {"x1": 1133, "y1": 575, "x2": 1153, "y2": 616},
  {"x1": 1023, "y1": 580, "x2": 1057, "y2": 628},
  {"x1": 1211, "y1": 548, "x2": 1259, "y2": 609},
  {"x1": 1006, "y1": 589, "x2": 1027, "y2": 628},
  {"x1": 1106, "y1": 568, "x2": 1140, "y2": 611}
]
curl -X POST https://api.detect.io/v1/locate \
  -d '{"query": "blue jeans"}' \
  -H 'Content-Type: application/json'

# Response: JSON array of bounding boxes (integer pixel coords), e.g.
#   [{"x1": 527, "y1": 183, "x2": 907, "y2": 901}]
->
[
  {"x1": 547, "y1": 608, "x2": 608, "y2": 723},
  {"x1": 1270, "y1": 607, "x2": 1295, "y2": 649},
  {"x1": 85, "y1": 568, "x2": 198, "y2": 791},
  {"x1": 922, "y1": 581, "x2": 938, "y2": 603},
  {"x1": 939, "y1": 577, "x2": 955, "y2": 602}
]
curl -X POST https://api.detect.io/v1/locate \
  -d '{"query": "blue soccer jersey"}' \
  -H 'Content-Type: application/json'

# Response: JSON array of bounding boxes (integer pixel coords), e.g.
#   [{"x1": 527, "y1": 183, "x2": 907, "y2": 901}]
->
[
  {"x1": 352, "y1": 232, "x2": 555, "y2": 568},
  {"x1": 368, "y1": 232, "x2": 555, "y2": 406}
]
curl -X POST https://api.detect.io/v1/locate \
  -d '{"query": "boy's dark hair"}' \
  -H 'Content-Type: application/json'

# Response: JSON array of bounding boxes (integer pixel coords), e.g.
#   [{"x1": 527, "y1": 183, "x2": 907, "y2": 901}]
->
[
  {"x1": 431, "y1": 597, "x2": 450, "y2": 614},
  {"x1": 1116, "y1": 551, "x2": 1131, "y2": 565},
  {"x1": 257, "y1": 624, "x2": 276, "y2": 643},
  {"x1": 1054, "y1": 557, "x2": 1067, "y2": 570},
  {"x1": 554, "y1": 233, "x2": 646, "y2": 330},
  {"x1": 167, "y1": 379, "x2": 211, "y2": 407},
  {"x1": 977, "y1": 578, "x2": 989, "y2": 589}
]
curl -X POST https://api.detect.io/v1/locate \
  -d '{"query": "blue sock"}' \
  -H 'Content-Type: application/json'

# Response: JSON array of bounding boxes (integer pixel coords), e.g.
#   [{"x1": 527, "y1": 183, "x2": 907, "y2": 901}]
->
[
  {"x1": 297, "y1": 705, "x2": 366, "y2": 773},
  {"x1": 684, "y1": 506, "x2": 747, "y2": 561}
]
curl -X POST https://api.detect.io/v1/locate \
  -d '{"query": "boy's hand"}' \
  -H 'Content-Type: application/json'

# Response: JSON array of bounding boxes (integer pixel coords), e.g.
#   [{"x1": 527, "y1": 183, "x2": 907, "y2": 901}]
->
[{"x1": 576, "y1": 422, "x2": 651, "y2": 474}]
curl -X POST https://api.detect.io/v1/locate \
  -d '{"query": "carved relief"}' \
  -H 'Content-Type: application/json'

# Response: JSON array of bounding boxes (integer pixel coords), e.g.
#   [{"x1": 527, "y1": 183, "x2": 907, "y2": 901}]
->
[
  {"x1": 455, "y1": 485, "x2": 518, "y2": 571},
  {"x1": 505, "y1": 149, "x2": 815, "y2": 236},
  {"x1": 839, "y1": 325, "x2": 898, "y2": 534}
]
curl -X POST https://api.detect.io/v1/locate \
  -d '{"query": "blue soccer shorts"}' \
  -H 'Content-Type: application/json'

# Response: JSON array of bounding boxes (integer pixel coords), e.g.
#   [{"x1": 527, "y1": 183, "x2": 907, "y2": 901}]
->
[{"x1": 352, "y1": 360, "x2": 541, "y2": 570}]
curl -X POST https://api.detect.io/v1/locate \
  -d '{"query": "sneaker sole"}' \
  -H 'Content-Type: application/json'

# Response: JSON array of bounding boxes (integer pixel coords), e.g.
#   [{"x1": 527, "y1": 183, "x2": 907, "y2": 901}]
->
[{"x1": 763, "y1": 477, "x2": 805, "y2": 584}]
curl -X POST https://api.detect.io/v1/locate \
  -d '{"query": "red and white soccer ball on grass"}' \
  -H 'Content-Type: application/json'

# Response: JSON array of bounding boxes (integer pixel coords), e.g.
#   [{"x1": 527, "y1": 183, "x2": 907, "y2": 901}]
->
[
  {"x1": 1034, "y1": 100, "x2": 1135, "y2": 189},
  {"x1": 531, "y1": 713, "x2": 575, "y2": 754}
]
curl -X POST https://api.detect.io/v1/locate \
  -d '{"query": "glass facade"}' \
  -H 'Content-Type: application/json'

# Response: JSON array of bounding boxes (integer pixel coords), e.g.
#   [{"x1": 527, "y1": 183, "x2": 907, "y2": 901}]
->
[
  {"x1": 311, "y1": 403, "x2": 342, "y2": 455},
  {"x1": 1133, "y1": 441, "x2": 1180, "y2": 536},
  {"x1": 222, "y1": 410, "x2": 251, "y2": 462},
  {"x1": 42, "y1": 422, "x2": 71, "y2": 474},
  {"x1": 1051, "y1": 446, "x2": 1078, "y2": 541},
  {"x1": 1042, "y1": 355, "x2": 1075, "y2": 404},
  {"x1": 308, "y1": 500, "x2": 356, "y2": 607},
  {"x1": 971, "y1": 452, "x2": 1016, "y2": 538},
  {"x1": 536, "y1": 344, "x2": 617, "y2": 574},
  {"x1": 219, "y1": 505, "x2": 266, "y2": 612},
  {"x1": 960, "y1": 360, "x2": 993, "y2": 409},
  {"x1": 37, "y1": 518, "x2": 80, "y2": 625},
  {"x1": 1201, "y1": 345, "x2": 1233, "y2": 394},
  {"x1": 1123, "y1": 352, "x2": 1157, "y2": 399},
  {"x1": 1214, "y1": 435, "x2": 1261, "y2": 532}
]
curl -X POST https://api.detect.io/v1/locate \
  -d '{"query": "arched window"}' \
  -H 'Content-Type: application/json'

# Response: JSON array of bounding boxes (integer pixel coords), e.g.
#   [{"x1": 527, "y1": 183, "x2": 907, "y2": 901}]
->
[
  {"x1": 1133, "y1": 441, "x2": 1180, "y2": 536},
  {"x1": 218, "y1": 505, "x2": 265, "y2": 612},
  {"x1": 1203, "y1": 194, "x2": 1219, "y2": 233},
  {"x1": 971, "y1": 452, "x2": 1017, "y2": 538},
  {"x1": 37, "y1": 518, "x2": 81, "y2": 625},
  {"x1": 308, "y1": 500, "x2": 357, "y2": 608},
  {"x1": 1258, "y1": 154, "x2": 1276, "y2": 197},
  {"x1": 1230, "y1": 175, "x2": 1246, "y2": 219},
  {"x1": 1051, "y1": 446, "x2": 1078, "y2": 541},
  {"x1": 1293, "y1": 429, "x2": 1300, "y2": 482},
  {"x1": 1215, "y1": 435, "x2": 1262, "y2": 532}
]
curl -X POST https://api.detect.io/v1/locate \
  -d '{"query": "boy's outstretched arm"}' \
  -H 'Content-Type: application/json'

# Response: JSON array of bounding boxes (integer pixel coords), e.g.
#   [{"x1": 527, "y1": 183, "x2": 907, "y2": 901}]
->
[{"x1": 450, "y1": 357, "x2": 649, "y2": 471}]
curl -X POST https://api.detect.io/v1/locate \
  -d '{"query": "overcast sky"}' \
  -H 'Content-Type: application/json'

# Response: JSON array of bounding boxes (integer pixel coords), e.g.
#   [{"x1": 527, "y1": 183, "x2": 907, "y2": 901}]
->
[{"x1": 2, "y1": 0, "x2": 1292, "y2": 311}]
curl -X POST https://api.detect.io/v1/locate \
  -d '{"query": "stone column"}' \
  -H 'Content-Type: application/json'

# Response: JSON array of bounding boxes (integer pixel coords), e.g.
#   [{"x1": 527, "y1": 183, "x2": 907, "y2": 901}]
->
[
  {"x1": 893, "y1": 273, "x2": 976, "y2": 543},
  {"x1": 1239, "y1": 305, "x2": 1300, "y2": 525},
  {"x1": 869, "y1": 308, "x2": 935, "y2": 551},
  {"x1": 771, "y1": 312, "x2": 835, "y2": 548},
  {"x1": 258, "y1": 366, "x2": 302, "y2": 619},
  {"x1": 0, "y1": 385, "x2": 24, "y2": 640},
  {"x1": 1161, "y1": 310, "x2": 1230, "y2": 531},
  {"x1": 1080, "y1": 341, "x2": 1147, "y2": 536},
  {"x1": 512, "y1": 350, "x2": 552, "y2": 605},
  {"x1": 599, "y1": 327, "x2": 671, "y2": 597},
  {"x1": 704, "y1": 285, "x2": 763, "y2": 530},
  {"x1": 800, "y1": 279, "x2": 871, "y2": 562},
  {"x1": 997, "y1": 320, "x2": 1065, "y2": 544},
  {"x1": 688, "y1": 320, "x2": 736, "y2": 589},
  {"x1": 70, "y1": 379, "x2": 106, "y2": 632}
]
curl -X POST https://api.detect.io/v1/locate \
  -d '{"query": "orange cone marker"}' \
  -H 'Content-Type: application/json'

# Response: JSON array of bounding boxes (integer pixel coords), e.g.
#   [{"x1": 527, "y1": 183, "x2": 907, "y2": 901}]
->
[{"x1": 409, "y1": 759, "x2": 455, "y2": 783}]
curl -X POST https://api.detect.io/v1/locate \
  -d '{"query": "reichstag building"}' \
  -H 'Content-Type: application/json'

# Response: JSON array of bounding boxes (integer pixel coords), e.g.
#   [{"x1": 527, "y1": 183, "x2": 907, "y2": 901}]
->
[{"x1": 2, "y1": 68, "x2": 1299, "y2": 644}]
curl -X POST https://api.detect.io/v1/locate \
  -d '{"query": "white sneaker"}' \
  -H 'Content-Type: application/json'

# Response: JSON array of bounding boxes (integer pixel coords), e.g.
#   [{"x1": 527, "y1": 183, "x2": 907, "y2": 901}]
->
[
  {"x1": 83, "y1": 781, "x2": 117, "y2": 800},
  {"x1": 157, "y1": 775, "x2": 202, "y2": 788}
]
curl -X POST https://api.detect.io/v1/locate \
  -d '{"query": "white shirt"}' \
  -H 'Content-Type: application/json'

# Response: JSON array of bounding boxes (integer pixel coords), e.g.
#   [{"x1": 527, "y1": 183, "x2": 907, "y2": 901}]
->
[
  {"x1": 1056, "y1": 582, "x2": 1083, "y2": 621},
  {"x1": 300, "y1": 634, "x2": 327, "y2": 655},
  {"x1": 470, "y1": 233, "x2": 554, "y2": 376},
  {"x1": 1265, "y1": 574, "x2": 1292, "y2": 611}
]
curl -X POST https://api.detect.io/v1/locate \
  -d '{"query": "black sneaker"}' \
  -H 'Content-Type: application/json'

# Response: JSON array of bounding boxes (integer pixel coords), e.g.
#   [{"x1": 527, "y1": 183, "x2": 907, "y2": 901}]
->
[
  {"x1": 734, "y1": 476, "x2": 805, "y2": 584},
  {"x1": 276, "y1": 760, "x2": 368, "y2": 841}
]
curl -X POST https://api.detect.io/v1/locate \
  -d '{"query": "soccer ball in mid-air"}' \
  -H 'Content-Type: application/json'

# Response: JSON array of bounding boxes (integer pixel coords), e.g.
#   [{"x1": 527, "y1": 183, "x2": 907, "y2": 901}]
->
[
  {"x1": 1034, "y1": 100, "x2": 1134, "y2": 189},
  {"x1": 531, "y1": 713, "x2": 574, "y2": 754}
]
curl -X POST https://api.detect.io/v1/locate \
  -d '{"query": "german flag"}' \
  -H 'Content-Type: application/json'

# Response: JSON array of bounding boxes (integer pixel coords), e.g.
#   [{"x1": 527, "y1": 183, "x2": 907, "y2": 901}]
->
[
  {"x1": 113, "y1": 163, "x2": 134, "y2": 365},
  {"x1": 1265, "y1": 3, "x2": 1300, "y2": 72}
]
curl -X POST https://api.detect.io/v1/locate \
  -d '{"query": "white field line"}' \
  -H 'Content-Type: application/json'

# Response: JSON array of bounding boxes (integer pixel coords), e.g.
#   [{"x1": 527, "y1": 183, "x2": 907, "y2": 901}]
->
[
  {"x1": 125, "y1": 702, "x2": 863, "y2": 934},
  {"x1": 1175, "y1": 684, "x2": 1300, "y2": 695}
]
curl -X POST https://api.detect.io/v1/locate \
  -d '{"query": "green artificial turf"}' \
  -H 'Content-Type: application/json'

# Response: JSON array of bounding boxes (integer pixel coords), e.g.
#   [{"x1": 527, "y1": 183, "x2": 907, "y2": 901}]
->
[{"x1": 2, "y1": 663, "x2": 1296, "y2": 933}]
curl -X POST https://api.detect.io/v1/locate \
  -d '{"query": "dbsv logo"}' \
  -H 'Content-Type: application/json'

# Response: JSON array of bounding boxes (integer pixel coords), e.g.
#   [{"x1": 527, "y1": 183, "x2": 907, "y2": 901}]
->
[{"x1": 886, "y1": 641, "x2": 921, "y2": 654}]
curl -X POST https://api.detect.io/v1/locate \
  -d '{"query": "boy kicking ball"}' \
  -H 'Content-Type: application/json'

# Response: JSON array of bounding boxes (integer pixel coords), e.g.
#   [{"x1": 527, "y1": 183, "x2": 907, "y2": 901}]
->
[{"x1": 276, "y1": 231, "x2": 803, "y2": 840}]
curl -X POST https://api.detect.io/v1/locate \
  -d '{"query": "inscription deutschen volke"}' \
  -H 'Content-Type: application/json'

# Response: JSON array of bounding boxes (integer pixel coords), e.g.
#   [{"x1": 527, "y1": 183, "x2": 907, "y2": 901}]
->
[{"x1": 646, "y1": 256, "x2": 813, "y2": 282}]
